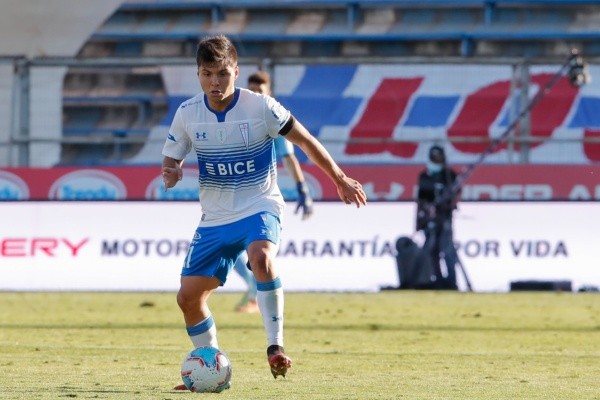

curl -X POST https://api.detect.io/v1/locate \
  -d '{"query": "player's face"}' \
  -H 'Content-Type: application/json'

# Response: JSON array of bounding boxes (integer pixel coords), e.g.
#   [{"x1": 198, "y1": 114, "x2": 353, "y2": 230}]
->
[
  {"x1": 198, "y1": 62, "x2": 239, "y2": 111},
  {"x1": 248, "y1": 81, "x2": 271, "y2": 95}
]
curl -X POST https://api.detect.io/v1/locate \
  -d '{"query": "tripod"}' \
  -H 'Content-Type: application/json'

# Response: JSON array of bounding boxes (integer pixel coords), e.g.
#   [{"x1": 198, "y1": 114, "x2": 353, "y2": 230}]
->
[{"x1": 422, "y1": 214, "x2": 472, "y2": 291}]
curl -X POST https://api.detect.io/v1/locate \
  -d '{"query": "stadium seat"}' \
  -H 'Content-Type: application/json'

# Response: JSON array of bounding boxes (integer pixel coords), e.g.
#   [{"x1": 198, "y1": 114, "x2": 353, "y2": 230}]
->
[{"x1": 61, "y1": 0, "x2": 600, "y2": 165}]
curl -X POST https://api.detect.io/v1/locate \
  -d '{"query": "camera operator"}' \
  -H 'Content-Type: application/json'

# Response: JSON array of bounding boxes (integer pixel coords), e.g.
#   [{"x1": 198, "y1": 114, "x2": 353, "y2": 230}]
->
[{"x1": 416, "y1": 145, "x2": 461, "y2": 290}]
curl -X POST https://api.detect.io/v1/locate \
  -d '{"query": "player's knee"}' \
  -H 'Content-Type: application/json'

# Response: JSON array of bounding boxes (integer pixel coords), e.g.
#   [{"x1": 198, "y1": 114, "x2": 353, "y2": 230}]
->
[
  {"x1": 176, "y1": 290, "x2": 199, "y2": 312},
  {"x1": 248, "y1": 250, "x2": 269, "y2": 268},
  {"x1": 248, "y1": 253, "x2": 276, "y2": 277}
]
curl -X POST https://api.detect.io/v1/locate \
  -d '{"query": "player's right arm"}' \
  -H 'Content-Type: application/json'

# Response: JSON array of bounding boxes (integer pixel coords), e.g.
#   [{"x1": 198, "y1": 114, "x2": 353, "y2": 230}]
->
[
  {"x1": 162, "y1": 156, "x2": 183, "y2": 191},
  {"x1": 161, "y1": 102, "x2": 192, "y2": 191}
]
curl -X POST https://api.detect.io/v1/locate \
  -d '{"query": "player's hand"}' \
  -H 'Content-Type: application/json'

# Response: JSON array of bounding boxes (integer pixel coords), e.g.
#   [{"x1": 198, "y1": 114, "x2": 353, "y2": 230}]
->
[
  {"x1": 162, "y1": 164, "x2": 182, "y2": 191},
  {"x1": 336, "y1": 177, "x2": 367, "y2": 208},
  {"x1": 295, "y1": 182, "x2": 314, "y2": 220}
]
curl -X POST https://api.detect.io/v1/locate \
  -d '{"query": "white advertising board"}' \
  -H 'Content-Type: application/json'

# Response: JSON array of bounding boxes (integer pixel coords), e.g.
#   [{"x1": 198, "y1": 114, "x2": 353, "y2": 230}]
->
[{"x1": 0, "y1": 202, "x2": 598, "y2": 292}]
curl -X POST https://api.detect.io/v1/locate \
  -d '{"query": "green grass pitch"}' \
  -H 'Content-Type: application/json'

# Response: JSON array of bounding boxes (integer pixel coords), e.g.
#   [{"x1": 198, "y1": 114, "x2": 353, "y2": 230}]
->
[{"x1": 0, "y1": 291, "x2": 598, "y2": 399}]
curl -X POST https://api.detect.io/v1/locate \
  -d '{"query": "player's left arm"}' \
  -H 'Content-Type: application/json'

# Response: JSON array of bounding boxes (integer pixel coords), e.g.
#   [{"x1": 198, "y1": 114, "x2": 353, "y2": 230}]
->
[{"x1": 283, "y1": 117, "x2": 367, "y2": 208}]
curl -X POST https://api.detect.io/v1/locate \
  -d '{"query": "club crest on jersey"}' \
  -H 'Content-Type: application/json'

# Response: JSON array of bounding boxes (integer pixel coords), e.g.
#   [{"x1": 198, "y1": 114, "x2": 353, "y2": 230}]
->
[
  {"x1": 216, "y1": 128, "x2": 228, "y2": 144},
  {"x1": 239, "y1": 123, "x2": 249, "y2": 150}
]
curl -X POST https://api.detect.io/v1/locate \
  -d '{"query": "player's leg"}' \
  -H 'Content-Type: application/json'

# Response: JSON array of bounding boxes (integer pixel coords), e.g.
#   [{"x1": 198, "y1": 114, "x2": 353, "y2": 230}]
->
[
  {"x1": 173, "y1": 276, "x2": 221, "y2": 391},
  {"x1": 174, "y1": 224, "x2": 240, "y2": 391},
  {"x1": 233, "y1": 251, "x2": 259, "y2": 313},
  {"x1": 243, "y1": 212, "x2": 291, "y2": 378},
  {"x1": 248, "y1": 239, "x2": 291, "y2": 378},
  {"x1": 177, "y1": 224, "x2": 229, "y2": 348},
  {"x1": 244, "y1": 213, "x2": 292, "y2": 378},
  {"x1": 177, "y1": 275, "x2": 221, "y2": 348}
]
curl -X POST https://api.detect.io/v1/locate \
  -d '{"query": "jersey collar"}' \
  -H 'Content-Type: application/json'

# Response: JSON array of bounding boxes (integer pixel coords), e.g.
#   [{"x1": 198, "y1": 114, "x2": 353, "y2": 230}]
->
[{"x1": 204, "y1": 88, "x2": 240, "y2": 122}]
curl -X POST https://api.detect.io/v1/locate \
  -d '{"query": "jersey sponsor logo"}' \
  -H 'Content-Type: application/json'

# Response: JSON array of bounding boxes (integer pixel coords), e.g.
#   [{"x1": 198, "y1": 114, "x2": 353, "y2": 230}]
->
[
  {"x1": 180, "y1": 99, "x2": 202, "y2": 109},
  {"x1": 167, "y1": 133, "x2": 176, "y2": 142},
  {"x1": 205, "y1": 160, "x2": 256, "y2": 176},
  {"x1": 195, "y1": 131, "x2": 208, "y2": 141}
]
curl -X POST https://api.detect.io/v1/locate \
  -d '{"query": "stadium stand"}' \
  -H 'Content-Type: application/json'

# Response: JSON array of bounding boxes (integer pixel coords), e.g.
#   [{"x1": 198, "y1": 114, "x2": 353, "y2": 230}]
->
[
  {"x1": 80, "y1": 0, "x2": 600, "y2": 59},
  {"x1": 60, "y1": 67, "x2": 167, "y2": 164},
  {"x1": 57, "y1": 0, "x2": 600, "y2": 165}
]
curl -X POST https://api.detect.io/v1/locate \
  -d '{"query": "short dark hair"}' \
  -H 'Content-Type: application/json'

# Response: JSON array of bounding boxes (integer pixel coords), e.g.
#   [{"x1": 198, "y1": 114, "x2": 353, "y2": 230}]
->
[
  {"x1": 429, "y1": 145, "x2": 446, "y2": 164},
  {"x1": 196, "y1": 34, "x2": 238, "y2": 68},
  {"x1": 247, "y1": 70, "x2": 270, "y2": 86}
]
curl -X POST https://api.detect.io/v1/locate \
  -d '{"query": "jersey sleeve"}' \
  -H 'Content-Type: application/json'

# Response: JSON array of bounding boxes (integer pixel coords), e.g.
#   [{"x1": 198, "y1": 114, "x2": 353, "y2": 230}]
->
[
  {"x1": 162, "y1": 106, "x2": 192, "y2": 160},
  {"x1": 264, "y1": 95, "x2": 291, "y2": 139}
]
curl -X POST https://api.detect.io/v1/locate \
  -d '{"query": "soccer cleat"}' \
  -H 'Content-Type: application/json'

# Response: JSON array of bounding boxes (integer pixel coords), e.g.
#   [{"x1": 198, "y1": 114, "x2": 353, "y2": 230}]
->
[{"x1": 267, "y1": 345, "x2": 292, "y2": 379}]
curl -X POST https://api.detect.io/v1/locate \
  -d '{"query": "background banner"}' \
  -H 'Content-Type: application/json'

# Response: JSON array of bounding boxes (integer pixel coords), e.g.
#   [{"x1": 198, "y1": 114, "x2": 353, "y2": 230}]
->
[
  {"x1": 2, "y1": 164, "x2": 600, "y2": 201},
  {"x1": 0, "y1": 202, "x2": 597, "y2": 292}
]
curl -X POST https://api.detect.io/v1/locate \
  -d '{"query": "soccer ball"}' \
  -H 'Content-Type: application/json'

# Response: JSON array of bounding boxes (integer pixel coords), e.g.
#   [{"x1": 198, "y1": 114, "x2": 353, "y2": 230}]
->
[{"x1": 180, "y1": 346, "x2": 232, "y2": 393}]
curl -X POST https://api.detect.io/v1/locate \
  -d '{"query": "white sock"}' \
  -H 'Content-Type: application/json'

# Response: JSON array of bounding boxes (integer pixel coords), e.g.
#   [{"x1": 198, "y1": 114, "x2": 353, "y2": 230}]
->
[
  {"x1": 186, "y1": 314, "x2": 219, "y2": 349},
  {"x1": 256, "y1": 277, "x2": 284, "y2": 347}
]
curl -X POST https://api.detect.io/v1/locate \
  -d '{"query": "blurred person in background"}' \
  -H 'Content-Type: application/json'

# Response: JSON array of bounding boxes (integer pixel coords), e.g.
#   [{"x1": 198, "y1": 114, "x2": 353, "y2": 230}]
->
[
  {"x1": 233, "y1": 70, "x2": 313, "y2": 314},
  {"x1": 416, "y1": 145, "x2": 461, "y2": 290}
]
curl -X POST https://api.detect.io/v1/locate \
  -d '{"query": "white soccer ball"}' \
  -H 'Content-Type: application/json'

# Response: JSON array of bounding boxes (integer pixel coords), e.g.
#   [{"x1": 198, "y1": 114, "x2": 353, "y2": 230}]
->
[{"x1": 180, "y1": 346, "x2": 232, "y2": 393}]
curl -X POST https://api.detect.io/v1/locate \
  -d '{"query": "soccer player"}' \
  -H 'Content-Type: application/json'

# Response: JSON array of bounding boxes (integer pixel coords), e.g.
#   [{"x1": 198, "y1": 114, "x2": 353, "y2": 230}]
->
[
  {"x1": 233, "y1": 70, "x2": 313, "y2": 314},
  {"x1": 162, "y1": 34, "x2": 367, "y2": 387},
  {"x1": 247, "y1": 70, "x2": 313, "y2": 220}
]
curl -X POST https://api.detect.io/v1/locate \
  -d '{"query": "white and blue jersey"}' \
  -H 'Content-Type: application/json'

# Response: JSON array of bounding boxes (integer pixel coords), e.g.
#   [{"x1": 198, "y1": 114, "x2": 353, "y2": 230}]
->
[{"x1": 162, "y1": 87, "x2": 292, "y2": 227}]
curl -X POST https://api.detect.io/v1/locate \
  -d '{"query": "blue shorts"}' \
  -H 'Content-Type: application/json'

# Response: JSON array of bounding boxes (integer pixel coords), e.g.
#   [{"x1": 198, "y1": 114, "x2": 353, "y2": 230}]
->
[
  {"x1": 275, "y1": 135, "x2": 294, "y2": 158},
  {"x1": 181, "y1": 212, "x2": 281, "y2": 285}
]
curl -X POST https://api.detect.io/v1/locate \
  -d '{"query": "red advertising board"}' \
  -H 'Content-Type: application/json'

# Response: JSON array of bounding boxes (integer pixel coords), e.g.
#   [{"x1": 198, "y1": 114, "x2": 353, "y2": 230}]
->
[{"x1": 1, "y1": 164, "x2": 599, "y2": 201}]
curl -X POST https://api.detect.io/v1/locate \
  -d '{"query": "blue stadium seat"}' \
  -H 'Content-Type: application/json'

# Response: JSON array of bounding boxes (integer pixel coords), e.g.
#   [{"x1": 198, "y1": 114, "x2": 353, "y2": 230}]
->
[
  {"x1": 87, "y1": 0, "x2": 600, "y2": 59},
  {"x1": 244, "y1": 11, "x2": 290, "y2": 34},
  {"x1": 113, "y1": 42, "x2": 144, "y2": 57},
  {"x1": 98, "y1": 12, "x2": 139, "y2": 34},
  {"x1": 63, "y1": 108, "x2": 103, "y2": 132},
  {"x1": 134, "y1": 14, "x2": 172, "y2": 34},
  {"x1": 320, "y1": 9, "x2": 353, "y2": 34},
  {"x1": 399, "y1": 8, "x2": 436, "y2": 25},
  {"x1": 169, "y1": 13, "x2": 210, "y2": 33}
]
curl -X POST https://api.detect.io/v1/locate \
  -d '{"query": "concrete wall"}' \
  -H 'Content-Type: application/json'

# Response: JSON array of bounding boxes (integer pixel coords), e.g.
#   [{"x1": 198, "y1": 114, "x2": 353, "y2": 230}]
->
[
  {"x1": 0, "y1": 0, "x2": 122, "y2": 58},
  {"x1": 0, "y1": 0, "x2": 123, "y2": 166}
]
